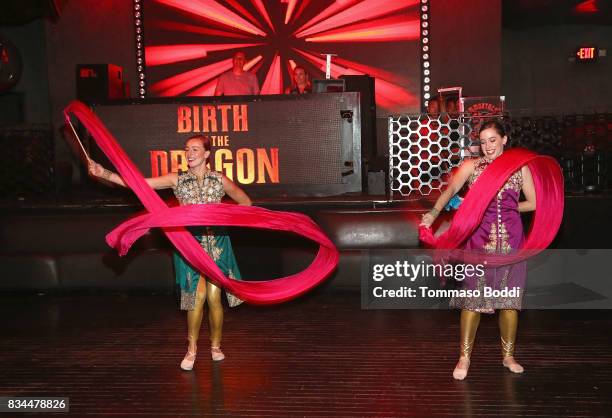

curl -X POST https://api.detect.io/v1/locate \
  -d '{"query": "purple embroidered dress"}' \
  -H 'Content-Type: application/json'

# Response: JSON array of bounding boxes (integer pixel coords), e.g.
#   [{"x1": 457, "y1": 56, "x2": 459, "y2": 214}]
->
[{"x1": 450, "y1": 157, "x2": 526, "y2": 312}]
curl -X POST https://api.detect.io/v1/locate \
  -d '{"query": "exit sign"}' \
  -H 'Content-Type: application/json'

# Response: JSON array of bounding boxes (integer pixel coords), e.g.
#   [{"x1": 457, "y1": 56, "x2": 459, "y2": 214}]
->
[{"x1": 576, "y1": 47, "x2": 598, "y2": 61}]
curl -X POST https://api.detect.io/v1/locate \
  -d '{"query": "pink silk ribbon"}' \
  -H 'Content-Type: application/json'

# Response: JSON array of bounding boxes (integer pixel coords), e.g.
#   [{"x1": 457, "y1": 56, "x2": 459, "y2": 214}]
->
[
  {"x1": 64, "y1": 100, "x2": 339, "y2": 304},
  {"x1": 419, "y1": 148, "x2": 564, "y2": 265}
]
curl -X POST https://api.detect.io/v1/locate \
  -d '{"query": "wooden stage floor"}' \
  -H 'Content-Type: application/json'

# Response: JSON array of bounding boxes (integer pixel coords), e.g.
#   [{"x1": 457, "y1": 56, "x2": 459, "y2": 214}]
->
[{"x1": 1, "y1": 291, "x2": 611, "y2": 417}]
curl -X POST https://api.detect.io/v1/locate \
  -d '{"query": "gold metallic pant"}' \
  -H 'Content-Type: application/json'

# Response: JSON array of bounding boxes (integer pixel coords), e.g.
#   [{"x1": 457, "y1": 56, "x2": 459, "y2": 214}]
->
[
  {"x1": 187, "y1": 276, "x2": 223, "y2": 348},
  {"x1": 459, "y1": 309, "x2": 518, "y2": 358}
]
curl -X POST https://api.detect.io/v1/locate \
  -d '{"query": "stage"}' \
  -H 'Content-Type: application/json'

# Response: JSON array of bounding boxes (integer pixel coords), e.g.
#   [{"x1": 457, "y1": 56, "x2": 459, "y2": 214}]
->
[{"x1": 1, "y1": 291, "x2": 611, "y2": 416}]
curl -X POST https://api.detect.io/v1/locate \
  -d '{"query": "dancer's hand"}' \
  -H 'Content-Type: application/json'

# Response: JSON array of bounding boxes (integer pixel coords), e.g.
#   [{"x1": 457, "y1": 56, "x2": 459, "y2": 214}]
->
[
  {"x1": 420, "y1": 212, "x2": 436, "y2": 227},
  {"x1": 420, "y1": 207, "x2": 440, "y2": 227},
  {"x1": 88, "y1": 160, "x2": 107, "y2": 179}
]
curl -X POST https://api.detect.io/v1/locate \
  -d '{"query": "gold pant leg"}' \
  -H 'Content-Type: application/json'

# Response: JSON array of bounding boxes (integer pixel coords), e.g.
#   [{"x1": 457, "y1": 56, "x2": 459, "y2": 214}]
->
[
  {"x1": 460, "y1": 309, "x2": 481, "y2": 358},
  {"x1": 207, "y1": 280, "x2": 224, "y2": 347},
  {"x1": 498, "y1": 309, "x2": 518, "y2": 358},
  {"x1": 186, "y1": 276, "x2": 207, "y2": 348}
]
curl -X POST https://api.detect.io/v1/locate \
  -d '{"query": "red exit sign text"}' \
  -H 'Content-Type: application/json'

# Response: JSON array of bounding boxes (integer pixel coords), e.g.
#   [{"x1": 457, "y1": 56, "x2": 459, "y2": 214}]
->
[{"x1": 576, "y1": 47, "x2": 597, "y2": 61}]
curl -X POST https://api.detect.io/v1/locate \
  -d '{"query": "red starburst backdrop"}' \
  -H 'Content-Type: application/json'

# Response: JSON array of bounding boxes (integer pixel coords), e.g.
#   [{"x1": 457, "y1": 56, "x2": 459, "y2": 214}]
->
[{"x1": 143, "y1": 0, "x2": 421, "y2": 114}]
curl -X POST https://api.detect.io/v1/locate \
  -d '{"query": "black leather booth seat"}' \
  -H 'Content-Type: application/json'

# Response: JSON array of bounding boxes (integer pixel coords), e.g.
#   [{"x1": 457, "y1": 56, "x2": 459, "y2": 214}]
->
[
  {"x1": 0, "y1": 207, "x2": 421, "y2": 292},
  {"x1": 2, "y1": 194, "x2": 611, "y2": 292},
  {"x1": 0, "y1": 209, "x2": 174, "y2": 291}
]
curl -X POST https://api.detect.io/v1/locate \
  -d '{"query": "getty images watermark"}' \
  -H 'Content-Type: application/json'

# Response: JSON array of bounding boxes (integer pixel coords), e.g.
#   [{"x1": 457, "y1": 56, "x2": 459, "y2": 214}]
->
[
  {"x1": 361, "y1": 249, "x2": 612, "y2": 309},
  {"x1": 371, "y1": 259, "x2": 520, "y2": 299}
]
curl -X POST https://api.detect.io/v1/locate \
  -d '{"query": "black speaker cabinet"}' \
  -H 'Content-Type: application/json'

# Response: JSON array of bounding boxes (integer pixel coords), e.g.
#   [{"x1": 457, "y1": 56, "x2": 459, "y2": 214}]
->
[
  {"x1": 340, "y1": 75, "x2": 377, "y2": 193},
  {"x1": 340, "y1": 75, "x2": 376, "y2": 161},
  {"x1": 0, "y1": 92, "x2": 23, "y2": 125},
  {"x1": 76, "y1": 64, "x2": 124, "y2": 103}
]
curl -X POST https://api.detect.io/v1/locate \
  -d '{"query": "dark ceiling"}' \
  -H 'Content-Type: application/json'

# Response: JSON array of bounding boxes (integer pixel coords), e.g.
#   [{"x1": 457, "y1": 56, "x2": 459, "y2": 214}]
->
[
  {"x1": 1, "y1": 0, "x2": 610, "y2": 28},
  {"x1": 0, "y1": 0, "x2": 65, "y2": 25},
  {"x1": 503, "y1": 0, "x2": 612, "y2": 28}
]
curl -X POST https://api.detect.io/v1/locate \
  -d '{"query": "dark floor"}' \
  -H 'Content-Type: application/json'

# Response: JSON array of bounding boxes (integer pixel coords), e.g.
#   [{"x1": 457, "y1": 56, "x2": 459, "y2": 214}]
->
[{"x1": 1, "y1": 291, "x2": 611, "y2": 417}]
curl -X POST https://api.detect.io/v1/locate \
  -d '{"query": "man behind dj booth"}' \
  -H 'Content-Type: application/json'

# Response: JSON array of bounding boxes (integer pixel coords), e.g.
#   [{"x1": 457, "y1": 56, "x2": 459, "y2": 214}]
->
[{"x1": 214, "y1": 51, "x2": 260, "y2": 96}]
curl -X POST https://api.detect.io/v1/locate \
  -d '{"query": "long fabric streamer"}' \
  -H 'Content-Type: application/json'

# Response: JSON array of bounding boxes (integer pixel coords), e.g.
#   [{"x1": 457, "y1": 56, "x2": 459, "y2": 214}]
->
[
  {"x1": 64, "y1": 100, "x2": 339, "y2": 304},
  {"x1": 419, "y1": 148, "x2": 564, "y2": 265}
]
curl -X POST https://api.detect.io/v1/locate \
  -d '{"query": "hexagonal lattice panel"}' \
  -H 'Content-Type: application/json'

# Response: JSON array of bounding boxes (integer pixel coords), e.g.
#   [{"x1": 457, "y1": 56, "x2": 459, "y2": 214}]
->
[{"x1": 389, "y1": 113, "x2": 472, "y2": 197}]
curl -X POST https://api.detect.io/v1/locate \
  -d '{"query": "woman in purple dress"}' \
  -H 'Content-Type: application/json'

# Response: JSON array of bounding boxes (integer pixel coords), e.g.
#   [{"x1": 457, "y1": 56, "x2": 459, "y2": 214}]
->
[{"x1": 421, "y1": 120, "x2": 536, "y2": 380}]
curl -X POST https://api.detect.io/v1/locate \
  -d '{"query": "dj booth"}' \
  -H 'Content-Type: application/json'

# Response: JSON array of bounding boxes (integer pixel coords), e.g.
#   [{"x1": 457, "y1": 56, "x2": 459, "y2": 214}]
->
[{"x1": 88, "y1": 93, "x2": 363, "y2": 198}]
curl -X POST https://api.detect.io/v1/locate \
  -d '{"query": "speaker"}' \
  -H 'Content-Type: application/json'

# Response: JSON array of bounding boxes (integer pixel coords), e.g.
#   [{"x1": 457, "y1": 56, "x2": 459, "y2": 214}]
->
[
  {"x1": 340, "y1": 75, "x2": 376, "y2": 160},
  {"x1": 312, "y1": 78, "x2": 345, "y2": 93},
  {"x1": 0, "y1": 92, "x2": 23, "y2": 125},
  {"x1": 0, "y1": 127, "x2": 54, "y2": 197},
  {"x1": 76, "y1": 64, "x2": 124, "y2": 103},
  {"x1": 340, "y1": 75, "x2": 376, "y2": 193}
]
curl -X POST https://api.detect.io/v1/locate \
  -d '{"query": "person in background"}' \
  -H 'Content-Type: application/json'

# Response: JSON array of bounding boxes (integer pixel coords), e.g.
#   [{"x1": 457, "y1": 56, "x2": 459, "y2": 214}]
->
[
  {"x1": 214, "y1": 51, "x2": 260, "y2": 96},
  {"x1": 427, "y1": 95, "x2": 440, "y2": 115},
  {"x1": 285, "y1": 66, "x2": 312, "y2": 94},
  {"x1": 445, "y1": 97, "x2": 458, "y2": 114}
]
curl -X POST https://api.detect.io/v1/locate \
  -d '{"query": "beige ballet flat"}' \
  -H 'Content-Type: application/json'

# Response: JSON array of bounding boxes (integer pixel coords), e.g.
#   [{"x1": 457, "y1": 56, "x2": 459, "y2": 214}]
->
[
  {"x1": 453, "y1": 356, "x2": 470, "y2": 380},
  {"x1": 503, "y1": 357, "x2": 524, "y2": 373},
  {"x1": 211, "y1": 346, "x2": 225, "y2": 361},
  {"x1": 180, "y1": 349, "x2": 197, "y2": 370}
]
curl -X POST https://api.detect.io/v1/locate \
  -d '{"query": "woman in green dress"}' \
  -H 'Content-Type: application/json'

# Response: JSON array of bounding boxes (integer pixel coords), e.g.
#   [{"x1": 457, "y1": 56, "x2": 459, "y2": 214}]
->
[{"x1": 89, "y1": 135, "x2": 251, "y2": 370}]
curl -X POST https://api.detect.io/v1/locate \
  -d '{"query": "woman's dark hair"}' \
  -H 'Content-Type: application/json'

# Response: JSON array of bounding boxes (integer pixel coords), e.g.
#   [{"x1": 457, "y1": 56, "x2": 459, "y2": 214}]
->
[{"x1": 479, "y1": 119, "x2": 506, "y2": 137}]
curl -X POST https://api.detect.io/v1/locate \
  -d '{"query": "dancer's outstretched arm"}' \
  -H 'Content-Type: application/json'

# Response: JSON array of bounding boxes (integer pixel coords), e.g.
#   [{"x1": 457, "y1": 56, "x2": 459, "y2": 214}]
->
[
  {"x1": 421, "y1": 159, "x2": 475, "y2": 227},
  {"x1": 88, "y1": 160, "x2": 177, "y2": 190}
]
